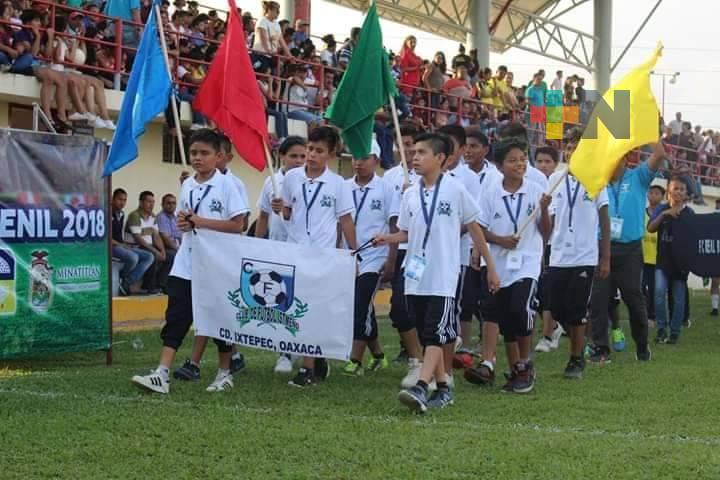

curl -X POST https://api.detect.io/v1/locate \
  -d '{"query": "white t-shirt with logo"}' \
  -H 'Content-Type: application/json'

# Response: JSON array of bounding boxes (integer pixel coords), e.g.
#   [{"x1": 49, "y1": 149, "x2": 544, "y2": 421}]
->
[
  {"x1": 549, "y1": 174, "x2": 609, "y2": 268},
  {"x1": 282, "y1": 166, "x2": 354, "y2": 248},
  {"x1": 398, "y1": 174, "x2": 480, "y2": 297},
  {"x1": 346, "y1": 175, "x2": 399, "y2": 275},
  {"x1": 477, "y1": 179, "x2": 545, "y2": 288},
  {"x1": 171, "y1": 170, "x2": 250, "y2": 280},
  {"x1": 447, "y1": 161, "x2": 481, "y2": 266},
  {"x1": 384, "y1": 165, "x2": 418, "y2": 251},
  {"x1": 222, "y1": 167, "x2": 250, "y2": 213},
  {"x1": 257, "y1": 170, "x2": 289, "y2": 242},
  {"x1": 487, "y1": 162, "x2": 549, "y2": 191}
]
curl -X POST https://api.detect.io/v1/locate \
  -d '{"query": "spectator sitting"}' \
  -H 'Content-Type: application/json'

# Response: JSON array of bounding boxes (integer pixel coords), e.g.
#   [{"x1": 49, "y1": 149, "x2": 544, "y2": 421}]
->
[
  {"x1": 442, "y1": 63, "x2": 471, "y2": 110},
  {"x1": 257, "y1": 63, "x2": 288, "y2": 139},
  {"x1": 319, "y1": 33, "x2": 337, "y2": 68},
  {"x1": 281, "y1": 63, "x2": 323, "y2": 128},
  {"x1": 124, "y1": 191, "x2": 169, "y2": 294},
  {"x1": 157, "y1": 193, "x2": 181, "y2": 262},
  {"x1": 188, "y1": 13, "x2": 208, "y2": 48},
  {"x1": 315, "y1": 68, "x2": 335, "y2": 111},
  {"x1": 168, "y1": 10, "x2": 190, "y2": 48},
  {"x1": 111, "y1": 188, "x2": 153, "y2": 296},
  {"x1": 242, "y1": 11, "x2": 255, "y2": 48},
  {"x1": 0, "y1": 3, "x2": 16, "y2": 70}
]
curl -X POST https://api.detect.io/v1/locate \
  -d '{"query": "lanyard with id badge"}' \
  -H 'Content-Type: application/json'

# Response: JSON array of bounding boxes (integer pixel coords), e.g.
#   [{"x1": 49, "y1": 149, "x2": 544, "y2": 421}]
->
[
  {"x1": 405, "y1": 175, "x2": 443, "y2": 283},
  {"x1": 302, "y1": 181, "x2": 323, "y2": 236},
  {"x1": 609, "y1": 182, "x2": 624, "y2": 241},
  {"x1": 188, "y1": 184, "x2": 212, "y2": 235},
  {"x1": 352, "y1": 185, "x2": 370, "y2": 226},
  {"x1": 502, "y1": 193, "x2": 524, "y2": 271},
  {"x1": 561, "y1": 176, "x2": 581, "y2": 251}
]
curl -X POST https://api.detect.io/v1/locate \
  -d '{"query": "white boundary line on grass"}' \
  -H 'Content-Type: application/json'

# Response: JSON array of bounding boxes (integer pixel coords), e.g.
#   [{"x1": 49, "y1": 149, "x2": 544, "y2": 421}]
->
[{"x1": 2, "y1": 387, "x2": 720, "y2": 447}]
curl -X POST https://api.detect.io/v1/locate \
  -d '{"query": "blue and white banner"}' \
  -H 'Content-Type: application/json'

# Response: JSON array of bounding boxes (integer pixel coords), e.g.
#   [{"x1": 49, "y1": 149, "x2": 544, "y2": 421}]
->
[{"x1": 192, "y1": 232, "x2": 355, "y2": 360}]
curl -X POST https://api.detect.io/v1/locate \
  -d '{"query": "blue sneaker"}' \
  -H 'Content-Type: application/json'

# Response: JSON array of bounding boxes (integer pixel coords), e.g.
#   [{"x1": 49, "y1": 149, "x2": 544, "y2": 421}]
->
[
  {"x1": 611, "y1": 328, "x2": 626, "y2": 352},
  {"x1": 398, "y1": 385, "x2": 428, "y2": 414},
  {"x1": 427, "y1": 389, "x2": 454, "y2": 409}
]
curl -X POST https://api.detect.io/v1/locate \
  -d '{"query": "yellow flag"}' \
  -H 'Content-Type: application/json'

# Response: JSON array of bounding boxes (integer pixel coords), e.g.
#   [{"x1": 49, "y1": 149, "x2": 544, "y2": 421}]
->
[{"x1": 569, "y1": 44, "x2": 662, "y2": 197}]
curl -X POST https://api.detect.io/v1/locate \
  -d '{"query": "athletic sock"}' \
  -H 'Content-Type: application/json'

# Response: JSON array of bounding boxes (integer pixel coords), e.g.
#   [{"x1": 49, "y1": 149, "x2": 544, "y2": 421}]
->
[
  {"x1": 416, "y1": 380, "x2": 429, "y2": 393},
  {"x1": 156, "y1": 366, "x2": 170, "y2": 380},
  {"x1": 218, "y1": 368, "x2": 230, "y2": 377},
  {"x1": 231, "y1": 352, "x2": 242, "y2": 360},
  {"x1": 712, "y1": 294, "x2": 719, "y2": 309},
  {"x1": 480, "y1": 359, "x2": 495, "y2": 370}
]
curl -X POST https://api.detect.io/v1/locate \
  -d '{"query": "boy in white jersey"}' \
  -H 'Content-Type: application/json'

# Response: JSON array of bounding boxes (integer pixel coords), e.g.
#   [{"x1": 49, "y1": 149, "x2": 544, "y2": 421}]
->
[
  {"x1": 547, "y1": 146, "x2": 610, "y2": 378},
  {"x1": 342, "y1": 140, "x2": 398, "y2": 376},
  {"x1": 131, "y1": 130, "x2": 250, "y2": 394},
  {"x1": 383, "y1": 124, "x2": 427, "y2": 389},
  {"x1": 375, "y1": 133, "x2": 499, "y2": 413},
  {"x1": 256, "y1": 136, "x2": 307, "y2": 374},
  {"x1": 275, "y1": 126, "x2": 358, "y2": 387},
  {"x1": 468, "y1": 138, "x2": 552, "y2": 394}
]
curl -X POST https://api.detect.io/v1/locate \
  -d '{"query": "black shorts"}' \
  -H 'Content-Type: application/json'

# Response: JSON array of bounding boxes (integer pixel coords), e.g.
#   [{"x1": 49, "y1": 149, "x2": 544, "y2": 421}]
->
[
  {"x1": 390, "y1": 250, "x2": 414, "y2": 333},
  {"x1": 353, "y1": 272, "x2": 381, "y2": 341},
  {"x1": 547, "y1": 266, "x2": 595, "y2": 328},
  {"x1": 483, "y1": 278, "x2": 538, "y2": 342},
  {"x1": 406, "y1": 295, "x2": 456, "y2": 347},
  {"x1": 456, "y1": 265, "x2": 482, "y2": 324}
]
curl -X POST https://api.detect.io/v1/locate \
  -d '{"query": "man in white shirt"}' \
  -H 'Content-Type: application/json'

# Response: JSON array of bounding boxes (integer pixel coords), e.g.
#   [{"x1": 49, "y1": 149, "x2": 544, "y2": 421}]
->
[
  {"x1": 550, "y1": 70, "x2": 563, "y2": 91},
  {"x1": 375, "y1": 132, "x2": 499, "y2": 413},
  {"x1": 668, "y1": 112, "x2": 683, "y2": 136},
  {"x1": 342, "y1": 140, "x2": 398, "y2": 376},
  {"x1": 132, "y1": 130, "x2": 250, "y2": 395},
  {"x1": 547, "y1": 167, "x2": 610, "y2": 379},
  {"x1": 466, "y1": 138, "x2": 552, "y2": 394}
]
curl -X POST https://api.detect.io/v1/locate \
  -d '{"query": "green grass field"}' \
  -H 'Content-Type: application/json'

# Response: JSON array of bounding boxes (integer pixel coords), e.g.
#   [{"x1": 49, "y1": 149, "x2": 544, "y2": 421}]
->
[{"x1": 2, "y1": 293, "x2": 720, "y2": 479}]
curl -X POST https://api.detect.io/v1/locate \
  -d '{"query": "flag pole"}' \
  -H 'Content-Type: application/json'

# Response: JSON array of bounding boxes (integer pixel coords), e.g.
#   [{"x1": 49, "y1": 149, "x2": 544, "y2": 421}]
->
[
  {"x1": 154, "y1": 5, "x2": 187, "y2": 166},
  {"x1": 263, "y1": 142, "x2": 280, "y2": 198},
  {"x1": 388, "y1": 93, "x2": 409, "y2": 184}
]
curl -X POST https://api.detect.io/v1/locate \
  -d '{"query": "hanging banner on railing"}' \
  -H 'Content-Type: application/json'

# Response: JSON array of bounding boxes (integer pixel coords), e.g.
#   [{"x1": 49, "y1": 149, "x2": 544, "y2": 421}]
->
[
  {"x1": 192, "y1": 232, "x2": 355, "y2": 361},
  {"x1": 0, "y1": 129, "x2": 111, "y2": 359}
]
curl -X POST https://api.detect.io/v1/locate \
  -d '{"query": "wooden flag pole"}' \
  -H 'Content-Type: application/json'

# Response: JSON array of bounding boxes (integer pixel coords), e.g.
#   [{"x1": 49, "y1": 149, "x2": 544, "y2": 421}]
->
[
  {"x1": 154, "y1": 5, "x2": 187, "y2": 166},
  {"x1": 388, "y1": 93, "x2": 409, "y2": 185},
  {"x1": 263, "y1": 142, "x2": 280, "y2": 198}
]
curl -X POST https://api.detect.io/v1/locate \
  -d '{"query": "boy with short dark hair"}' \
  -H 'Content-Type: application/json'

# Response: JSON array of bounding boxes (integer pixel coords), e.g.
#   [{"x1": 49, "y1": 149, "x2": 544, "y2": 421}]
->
[
  {"x1": 375, "y1": 133, "x2": 499, "y2": 412},
  {"x1": 467, "y1": 138, "x2": 552, "y2": 393},
  {"x1": 643, "y1": 184, "x2": 665, "y2": 324},
  {"x1": 131, "y1": 129, "x2": 249, "y2": 394}
]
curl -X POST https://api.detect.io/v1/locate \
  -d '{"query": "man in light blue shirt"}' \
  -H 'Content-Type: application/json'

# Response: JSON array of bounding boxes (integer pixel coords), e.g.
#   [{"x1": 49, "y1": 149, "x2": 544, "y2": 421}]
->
[
  {"x1": 588, "y1": 142, "x2": 666, "y2": 363},
  {"x1": 104, "y1": 0, "x2": 141, "y2": 47}
]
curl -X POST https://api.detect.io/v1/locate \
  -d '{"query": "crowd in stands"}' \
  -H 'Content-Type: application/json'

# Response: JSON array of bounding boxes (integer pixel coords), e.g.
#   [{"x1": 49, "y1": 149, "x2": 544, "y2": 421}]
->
[{"x1": 0, "y1": 0, "x2": 719, "y2": 187}]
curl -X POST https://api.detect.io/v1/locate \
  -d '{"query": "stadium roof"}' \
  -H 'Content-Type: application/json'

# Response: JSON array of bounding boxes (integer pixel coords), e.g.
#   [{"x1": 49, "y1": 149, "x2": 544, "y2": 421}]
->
[{"x1": 324, "y1": 0, "x2": 568, "y2": 52}]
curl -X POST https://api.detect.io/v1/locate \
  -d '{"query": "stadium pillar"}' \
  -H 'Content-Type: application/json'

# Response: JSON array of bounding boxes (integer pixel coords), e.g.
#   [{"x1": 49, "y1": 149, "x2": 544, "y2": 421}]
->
[
  {"x1": 294, "y1": 0, "x2": 311, "y2": 25},
  {"x1": 467, "y1": 0, "x2": 490, "y2": 68},
  {"x1": 279, "y1": 0, "x2": 294, "y2": 23},
  {"x1": 593, "y1": 0, "x2": 612, "y2": 94}
]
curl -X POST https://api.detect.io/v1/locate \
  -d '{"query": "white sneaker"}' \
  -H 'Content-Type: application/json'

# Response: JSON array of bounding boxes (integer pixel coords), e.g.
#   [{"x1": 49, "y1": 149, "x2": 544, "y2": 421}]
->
[
  {"x1": 190, "y1": 123, "x2": 205, "y2": 131},
  {"x1": 93, "y1": 117, "x2": 107, "y2": 129},
  {"x1": 550, "y1": 324, "x2": 565, "y2": 349},
  {"x1": 535, "y1": 337, "x2": 553, "y2": 353},
  {"x1": 84, "y1": 112, "x2": 97, "y2": 121},
  {"x1": 132, "y1": 371, "x2": 169, "y2": 394},
  {"x1": 401, "y1": 358, "x2": 422, "y2": 388},
  {"x1": 206, "y1": 371, "x2": 234, "y2": 392},
  {"x1": 68, "y1": 112, "x2": 86, "y2": 121},
  {"x1": 103, "y1": 119, "x2": 116, "y2": 130},
  {"x1": 274, "y1": 354, "x2": 293, "y2": 374}
]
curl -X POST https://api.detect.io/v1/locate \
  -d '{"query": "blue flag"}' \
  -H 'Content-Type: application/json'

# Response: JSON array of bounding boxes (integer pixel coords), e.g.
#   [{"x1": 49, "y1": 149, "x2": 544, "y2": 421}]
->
[{"x1": 103, "y1": 5, "x2": 172, "y2": 176}]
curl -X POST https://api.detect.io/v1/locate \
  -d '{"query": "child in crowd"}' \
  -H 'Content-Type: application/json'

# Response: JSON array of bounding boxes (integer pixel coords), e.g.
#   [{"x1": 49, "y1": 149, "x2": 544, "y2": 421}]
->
[{"x1": 643, "y1": 185, "x2": 665, "y2": 325}]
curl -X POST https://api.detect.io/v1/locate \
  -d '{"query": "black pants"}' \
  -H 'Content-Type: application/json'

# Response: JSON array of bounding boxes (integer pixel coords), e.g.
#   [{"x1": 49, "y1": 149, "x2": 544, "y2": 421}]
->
[
  {"x1": 390, "y1": 250, "x2": 414, "y2": 333},
  {"x1": 590, "y1": 241, "x2": 648, "y2": 351},
  {"x1": 142, "y1": 247, "x2": 173, "y2": 291},
  {"x1": 161, "y1": 277, "x2": 231, "y2": 352},
  {"x1": 642, "y1": 263, "x2": 656, "y2": 320},
  {"x1": 354, "y1": 272, "x2": 381, "y2": 341}
]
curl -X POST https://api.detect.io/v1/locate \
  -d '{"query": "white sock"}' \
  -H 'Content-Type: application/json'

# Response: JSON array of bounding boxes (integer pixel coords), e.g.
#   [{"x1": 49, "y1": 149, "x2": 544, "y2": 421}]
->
[
  {"x1": 156, "y1": 366, "x2": 170, "y2": 380},
  {"x1": 712, "y1": 294, "x2": 719, "y2": 309},
  {"x1": 481, "y1": 359, "x2": 495, "y2": 370},
  {"x1": 231, "y1": 352, "x2": 242, "y2": 360},
  {"x1": 218, "y1": 368, "x2": 231, "y2": 377}
]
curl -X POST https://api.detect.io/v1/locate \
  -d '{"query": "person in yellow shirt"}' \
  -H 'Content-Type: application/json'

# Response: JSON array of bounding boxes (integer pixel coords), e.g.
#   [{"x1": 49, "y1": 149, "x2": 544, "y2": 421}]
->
[{"x1": 643, "y1": 185, "x2": 664, "y2": 324}]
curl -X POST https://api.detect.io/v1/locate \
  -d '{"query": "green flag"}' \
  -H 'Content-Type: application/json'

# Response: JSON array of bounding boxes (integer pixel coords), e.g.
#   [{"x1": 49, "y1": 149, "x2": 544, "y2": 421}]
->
[{"x1": 325, "y1": 2, "x2": 397, "y2": 159}]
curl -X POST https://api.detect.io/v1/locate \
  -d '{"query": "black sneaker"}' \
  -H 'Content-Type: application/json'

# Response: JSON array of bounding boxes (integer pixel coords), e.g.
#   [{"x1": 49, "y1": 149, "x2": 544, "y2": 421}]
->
[
  {"x1": 512, "y1": 362, "x2": 535, "y2": 394},
  {"x1": 655, "y1": 329, "x2": 668, "y2": 344},
  {"x1": 398, "y1": 385, "x2": 428, "y2": 413},
  {"x1": 588, "y1": 345, "x2": 611, "y2": 364},
  {"x1": 501, "y1": 370, "x2": 516, "y2": 393},
  {"x1": 464, "y1": 361, "x2": 495, "y2": 386},
  {"x1": 314, "y1": 358, "x2": 330, "y2": 381},
  {"x1": 666, "y1": 334, "x2": 679, "y2": 345},
  {"x1": 563, "y1": 358, "x2": 585, "y2": 379},
  {"x1": 393, "y1": 347, "x2": 409, "y2": 364},
  {"x1": 230, "y1": 353, "x2": 246, "y2": 374},
  {"x1": 173, "y1": 359, "x2": 200, "y2": 381},
  {"x1": 711, "y1": 308, "x2": 719, "y2": 317},
  {"x1": 288, "y1": 368, "x2": 316, "y2": 387},
  {"x1": 636, "y1": 346, "x2": 652, "y2": 362}
]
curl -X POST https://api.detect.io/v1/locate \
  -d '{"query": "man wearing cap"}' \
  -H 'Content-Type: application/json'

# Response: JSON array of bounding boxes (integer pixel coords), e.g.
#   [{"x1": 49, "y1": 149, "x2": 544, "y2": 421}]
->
[{"x1": 292, "y1": 18, "x2": 309, "y2": 45}]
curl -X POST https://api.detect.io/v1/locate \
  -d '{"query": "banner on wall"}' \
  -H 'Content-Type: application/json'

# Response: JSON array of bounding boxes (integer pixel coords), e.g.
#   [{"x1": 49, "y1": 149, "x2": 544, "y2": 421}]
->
[
  {"x1": 192, "y1": 232, "x2": 355, "y2": 361},
  {"x1": 0, "y1": 129, "x2": 111, "y2": 359}
]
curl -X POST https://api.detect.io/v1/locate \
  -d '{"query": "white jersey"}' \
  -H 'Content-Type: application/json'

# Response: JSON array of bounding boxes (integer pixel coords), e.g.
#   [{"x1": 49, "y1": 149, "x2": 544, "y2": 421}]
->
[
  {"x1": 281, "y1": 166, "x2": 354, "y2": 248},
  {"x1": 447, "y1": 161, "x2": 481, "y2": 266},
  {"x1": 171, "y1": 170, "x2": 250, "y2": 280},
  {"x1": 257, "y1": 170, "x2": 289, "y2": 242},
  {"x1": 398, "y1": 174, "x2": 480, "y2": 297},
  {"x1": 383, "y1": 165, "x2": 418, "y2": 251},
  {"x1": 549, "y1": 174, "x2": 609, "y2": 267},
  {"x1": 477, "y1": 179, "x2": 546, "y2": 288},
  {"x1": 221, "y1": 167, "x2": 250, "y2": 213},
  {"x1": 346, "y1": 175, "x2": 399, "y2": 275}
]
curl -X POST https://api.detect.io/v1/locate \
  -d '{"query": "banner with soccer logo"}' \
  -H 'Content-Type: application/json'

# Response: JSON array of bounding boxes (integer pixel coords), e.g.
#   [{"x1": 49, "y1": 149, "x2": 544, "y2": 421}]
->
[{"x1": 192, "y1": 232, "x2": 356, "y2": 361}]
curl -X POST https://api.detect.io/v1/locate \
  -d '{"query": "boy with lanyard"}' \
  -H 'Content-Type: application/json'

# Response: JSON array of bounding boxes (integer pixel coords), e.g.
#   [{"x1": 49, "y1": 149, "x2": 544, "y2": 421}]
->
[
  {"x1": 173, "y1": 133, "x2": 251, "y2": 381},
  {"x1": 383, "y1": 124, "x2": 427, "y2": 389},
  {"x1": 374, "y1": 132, "x2": 499, "y2": 413},
  {"x1": 255, "y1": 136, "x2": 307, "y2": 374},
  {"x1": 342, "y1": 140, "x2": 398, "y2": 376},
  {"x1": 546, "y1": 139, "x2": 611, "y2": 379},
  {"x1": 436, "y1": 125, "x2": 482, "y2": 375},
  {"x1": 647, "y1": 176, "x2": 693, "y2": 344},
  {"x1": 131, "y1": 130, "x2": 249, "y2": 394},
  {"x1": 643, "y1": 185, "x2": 664, "y2": 326},
  {"x1": 468, "y1": 138, "x2": 552, "y2": 393},
  {"x1": 533, "y1": 146, "x2": 565, "y2": 353},
  {"x1": 273, "y1": 126, "x2": 358, "y2": 387}
]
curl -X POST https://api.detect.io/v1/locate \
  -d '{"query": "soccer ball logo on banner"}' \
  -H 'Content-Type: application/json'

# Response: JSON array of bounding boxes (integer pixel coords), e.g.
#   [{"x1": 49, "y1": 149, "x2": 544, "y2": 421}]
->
[{"x1": 227, "y1": 259, "x2": 309, "y2": 336}]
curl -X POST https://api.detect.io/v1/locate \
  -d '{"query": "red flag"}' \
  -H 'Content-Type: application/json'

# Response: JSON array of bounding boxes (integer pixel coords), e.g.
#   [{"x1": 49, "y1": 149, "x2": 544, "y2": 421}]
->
[{"x1": 193, "y1": 0, "x2": 268, "y2": 171}]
